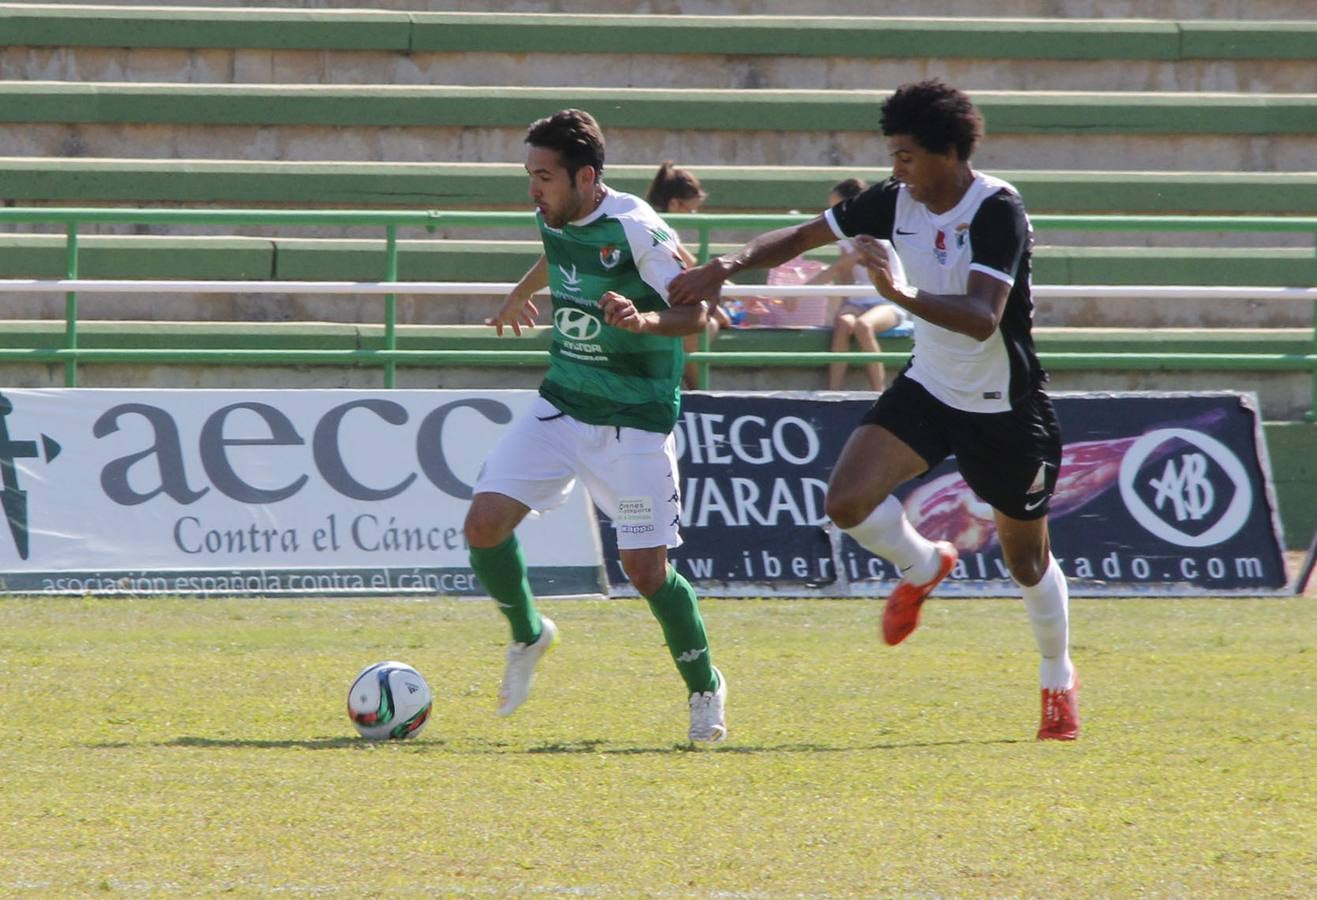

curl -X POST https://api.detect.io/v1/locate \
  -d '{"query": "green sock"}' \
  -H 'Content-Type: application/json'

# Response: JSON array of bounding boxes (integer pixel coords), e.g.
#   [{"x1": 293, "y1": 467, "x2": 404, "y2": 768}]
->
[
  {"x1": 643, "y1": 566, "x2": 718, "y2": 695},
  {"x1": 469, "y1": 534, "x2": 541, "y2": 645}
]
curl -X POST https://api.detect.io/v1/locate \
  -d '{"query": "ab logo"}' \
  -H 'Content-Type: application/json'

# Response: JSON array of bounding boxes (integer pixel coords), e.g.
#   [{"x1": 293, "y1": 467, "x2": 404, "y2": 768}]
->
[
  {"x1": 0, "y1": 393, "x2": 62, "y2": 560},
  {"x1": 1117, "y1": 428, "x2": 1251, "y2": 548},
  {"x1": 554, "y1": 307, "x2": 601, "y2": 340}
]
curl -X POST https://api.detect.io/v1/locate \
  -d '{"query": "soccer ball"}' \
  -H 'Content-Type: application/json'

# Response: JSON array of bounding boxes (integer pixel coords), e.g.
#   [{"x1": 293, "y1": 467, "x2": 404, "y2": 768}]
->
[{"x1": 346, "y1": 660, "x2": 433, "y2": 740}]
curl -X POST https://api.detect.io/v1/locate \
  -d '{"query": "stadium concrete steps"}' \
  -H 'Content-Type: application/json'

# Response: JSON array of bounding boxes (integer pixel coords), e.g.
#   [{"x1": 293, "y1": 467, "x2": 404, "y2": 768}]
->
[
  {"x1": 0, "y1": 235, "x2": 1303, "y2": 287},
  {"x1": 3, "y1": 159, "x2": 1316, "y2": 218},
  {"x1": 0, "y1": 6, "x2": 1310, "y2": 405},
  {"x1": 0, "y1": 235, "x2": 1311, "y2": 328},
  {"x1": 3, "y1": 9, "x2": 1313, "y2": 92},
  {"x1": 18, "y1": 1, "x2": 1308, "y2": 17},
  {"x1": 1, "y1": 81, "x2": 1313, "y2": 171},
  {"x1": 4, "y1": 320, "x2": 1308, "y2": 354}
]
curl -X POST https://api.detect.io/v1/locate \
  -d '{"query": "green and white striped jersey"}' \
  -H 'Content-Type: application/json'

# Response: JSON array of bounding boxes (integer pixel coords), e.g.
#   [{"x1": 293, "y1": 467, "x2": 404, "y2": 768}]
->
[{"x1": 537, "y1": 186, "x2": 687, "y2": 434}]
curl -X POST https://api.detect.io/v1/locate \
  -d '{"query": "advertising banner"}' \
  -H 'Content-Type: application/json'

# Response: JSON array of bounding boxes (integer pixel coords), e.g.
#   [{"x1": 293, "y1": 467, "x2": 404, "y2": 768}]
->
[
  {"x1": 597, "y1": 391, "x2": 1288, "y2": 596},
  {"x1": 0, "y1": 389, "x2": 605, "y2": 596}
]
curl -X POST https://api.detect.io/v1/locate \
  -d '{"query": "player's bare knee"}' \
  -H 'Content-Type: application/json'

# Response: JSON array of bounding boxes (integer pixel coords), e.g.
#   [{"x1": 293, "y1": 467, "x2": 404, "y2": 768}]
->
[
  {"x1": 824, "y1": 488, "x2": 871, "y2": 531},
  {"x1": 622, "y1": 555, "x2": 667, "y2": 595},
  {"x1": 1005, "y1": 550, "x2": 1048, "y2": 587},
  {"x1": 463, "y1": 505, "x2": 507, "y2": 549}
]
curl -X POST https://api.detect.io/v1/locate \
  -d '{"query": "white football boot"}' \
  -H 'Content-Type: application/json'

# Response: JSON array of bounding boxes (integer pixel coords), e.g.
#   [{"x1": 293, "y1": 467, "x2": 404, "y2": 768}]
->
[
  {"x1": 687, "y1": 666, "x2": 727, "y2": 744},
  {"x1": 496, "y1": 616, "x2": 559, "y2": 717}
]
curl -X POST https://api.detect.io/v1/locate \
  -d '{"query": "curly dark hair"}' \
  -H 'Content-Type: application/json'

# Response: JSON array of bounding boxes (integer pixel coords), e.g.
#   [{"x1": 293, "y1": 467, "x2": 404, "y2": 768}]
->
[
  {"x1": 525, "y1": 108, "x2": 606, "y2": 180},
  {"x1": 880, "y1": 80, "x2": 984, "y2": 161}
]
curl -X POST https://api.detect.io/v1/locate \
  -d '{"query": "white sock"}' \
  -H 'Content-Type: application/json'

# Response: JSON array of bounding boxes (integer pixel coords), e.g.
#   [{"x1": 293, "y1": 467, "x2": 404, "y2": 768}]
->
[
  {"x1": 842, "y1": 495, "x2": 940, "y2": 584},
  {"x1": 1018, "y1": 555, "x2": 1074, "y2": 690}
]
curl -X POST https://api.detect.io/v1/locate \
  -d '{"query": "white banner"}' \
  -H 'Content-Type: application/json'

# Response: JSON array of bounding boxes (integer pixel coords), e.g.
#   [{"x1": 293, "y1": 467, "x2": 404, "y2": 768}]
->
[{"x1": 0, "y1": 389, "x2": 605, "y2": 596}]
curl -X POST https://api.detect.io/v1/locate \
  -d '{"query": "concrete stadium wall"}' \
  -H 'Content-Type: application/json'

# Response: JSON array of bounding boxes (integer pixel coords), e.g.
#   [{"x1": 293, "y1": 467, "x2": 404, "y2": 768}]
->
[
  {"x1": 3, "y1": 13, "x2": 1313, "y2": 93},
  {"x1": 1, "y1": 84, "x2": 1313, "y2": 171},
  {"x1": 4, "y1": 160, "x2": 1316, "y2": 215},
  {"x1": 6, "y1": 47, "x2": 1311, "y2": 94},
  {"x1": 22, "y1": 1, "x2": 1317, "y2": 19}
]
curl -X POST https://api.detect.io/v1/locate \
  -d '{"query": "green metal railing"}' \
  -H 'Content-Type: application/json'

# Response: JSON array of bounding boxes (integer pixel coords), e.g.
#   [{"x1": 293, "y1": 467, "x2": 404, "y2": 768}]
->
[{"x1": 0, "y1": 208, "x2": 1314, "y2": 417}]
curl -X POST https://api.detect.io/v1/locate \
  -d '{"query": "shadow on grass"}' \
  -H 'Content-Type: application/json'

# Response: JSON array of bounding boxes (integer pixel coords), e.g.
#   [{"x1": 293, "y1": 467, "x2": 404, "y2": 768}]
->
[
  {"x1": 86, "y1": 735, "x2": 1024, "y2": 754},
  {"x1": 523, "y1": 737, "x2": 1026, "y2": 755},
  {"x1": 86, "y1": 736, "x2": 448, "y2": 751},
  {"x1": 167, "y1": 736, "x2": 386, "y2": 750}
]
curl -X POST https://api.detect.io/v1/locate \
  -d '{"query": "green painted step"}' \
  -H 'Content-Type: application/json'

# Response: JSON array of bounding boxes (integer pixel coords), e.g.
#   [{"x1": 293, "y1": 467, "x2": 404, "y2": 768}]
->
[
  {"x1": 1, "y1": 83, "x2": 1313, "y2": 135},
  {"x1": 0, "y1": 321, "x2": 1306, "y2": 356},
  {"x1": 2, "y1": 9, "x2": 1314, "y2": 61},
  {"x1": 4, "y1": 160, "x2": 1316, "y2": 215},
  {"x1": 0, "y1": 236, "x2": 1310, "y2": 287}
]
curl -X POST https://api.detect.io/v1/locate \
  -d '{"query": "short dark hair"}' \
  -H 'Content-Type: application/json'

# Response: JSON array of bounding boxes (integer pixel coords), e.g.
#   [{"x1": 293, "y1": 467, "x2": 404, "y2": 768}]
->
[
  {"x1": 525, "y1": 108, "x2": 606, "y2": 180},
  {"x1": 830, "y1": 177, "x2": 867, "y2": 201},
  {"x1": 646, "y1": 160, "x2": 706, "y2": 212},
  {"x1": 880, "y1": 79, "x2": 983, "y2": 161}
]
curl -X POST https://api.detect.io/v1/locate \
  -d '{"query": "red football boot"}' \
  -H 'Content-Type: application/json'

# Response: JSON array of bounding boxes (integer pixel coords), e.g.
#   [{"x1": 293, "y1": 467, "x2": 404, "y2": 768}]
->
[
  {"x1": 1037, "y1": 673, "x2": 1081, "y2": 741},
  {"x1": 882, "y1": 541, "x2": 958, "y2": 646}
]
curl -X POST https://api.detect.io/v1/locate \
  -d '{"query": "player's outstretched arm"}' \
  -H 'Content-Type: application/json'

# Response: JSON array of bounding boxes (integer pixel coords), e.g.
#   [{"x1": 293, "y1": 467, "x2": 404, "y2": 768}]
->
[
  {"x1": 600, "y1": 291, "x2": 708, "y2": 337},
  {"x1": 486, "y1": 255, "x2": 547, "y2": 336},
  {"x1": 667, "y1": 217, "x2": 836, "y2": 306}
]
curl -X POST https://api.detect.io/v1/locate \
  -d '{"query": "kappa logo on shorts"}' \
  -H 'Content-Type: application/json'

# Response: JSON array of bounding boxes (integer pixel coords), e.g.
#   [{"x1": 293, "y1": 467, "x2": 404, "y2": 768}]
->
[
  {"x1": 615, "y1": 496, "x2": 655, "y2": 526},
  {"x1": 554, "y1": 307, "x2": 602, "y2": 340}
]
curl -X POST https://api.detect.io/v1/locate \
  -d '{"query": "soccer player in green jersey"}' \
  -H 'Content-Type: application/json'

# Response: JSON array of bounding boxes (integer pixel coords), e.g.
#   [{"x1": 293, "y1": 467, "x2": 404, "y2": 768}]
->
[{"x1": 463, "y1": 109, "x2": 727, "y2": 743}]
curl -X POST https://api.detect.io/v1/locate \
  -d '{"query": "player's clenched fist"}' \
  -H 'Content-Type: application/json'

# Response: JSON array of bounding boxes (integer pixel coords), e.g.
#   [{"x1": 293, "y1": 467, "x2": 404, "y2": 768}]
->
[
  {"x1": 852, "y1": 234, "x2": 901, "y2": 300},
  {"x1": 600, "y1": 290, "x2": 649, "y2": 332}
]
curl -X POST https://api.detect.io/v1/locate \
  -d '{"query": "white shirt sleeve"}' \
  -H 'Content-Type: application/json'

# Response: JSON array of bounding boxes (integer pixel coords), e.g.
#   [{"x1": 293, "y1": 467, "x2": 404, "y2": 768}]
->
[{"x1": 622, "y1": 215, "x2": 686, "y2": 305}]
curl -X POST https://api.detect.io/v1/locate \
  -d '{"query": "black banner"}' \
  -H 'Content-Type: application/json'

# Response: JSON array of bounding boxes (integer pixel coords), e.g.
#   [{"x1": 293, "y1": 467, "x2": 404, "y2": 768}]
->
[{"x1": 597, "y1": 391, "x2": 1288, "y2": 596}]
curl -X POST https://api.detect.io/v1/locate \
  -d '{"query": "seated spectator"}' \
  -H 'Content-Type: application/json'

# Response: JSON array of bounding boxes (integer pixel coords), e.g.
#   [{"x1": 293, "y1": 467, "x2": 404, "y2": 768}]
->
[
  {"x1": 752, "y1": 257, "x2": 831, "y2": 327},
  {"x1": 816, "y1": 178, "x2": 912, "y2": 391},
  {"x1": 647, "y1": 161, "x2": 732, "y2": 389}
]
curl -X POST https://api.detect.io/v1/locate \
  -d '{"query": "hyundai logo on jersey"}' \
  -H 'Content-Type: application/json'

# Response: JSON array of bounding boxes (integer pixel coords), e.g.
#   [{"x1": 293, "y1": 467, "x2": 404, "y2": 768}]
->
[{"x1": 554, "y1": 307, "x2": 602, "y2": 340}]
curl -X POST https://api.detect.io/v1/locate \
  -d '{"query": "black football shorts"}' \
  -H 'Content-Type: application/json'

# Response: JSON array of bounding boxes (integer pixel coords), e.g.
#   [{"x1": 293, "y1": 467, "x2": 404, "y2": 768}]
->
[{"x1": 860, "y1": 374, "x2": 1063, "y2": 520}]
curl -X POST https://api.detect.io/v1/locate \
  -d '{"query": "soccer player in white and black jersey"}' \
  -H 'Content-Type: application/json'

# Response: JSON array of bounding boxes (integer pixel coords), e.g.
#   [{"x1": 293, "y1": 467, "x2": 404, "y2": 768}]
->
[{"x1": 669, "y1": 80, "x2": 1079, "y2": 741}]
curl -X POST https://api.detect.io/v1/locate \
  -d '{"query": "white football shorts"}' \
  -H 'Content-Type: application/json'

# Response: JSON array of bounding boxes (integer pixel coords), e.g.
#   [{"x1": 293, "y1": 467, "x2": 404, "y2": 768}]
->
[{"x1": 474, "y1": 396, "x2": 683, "y2": 551}]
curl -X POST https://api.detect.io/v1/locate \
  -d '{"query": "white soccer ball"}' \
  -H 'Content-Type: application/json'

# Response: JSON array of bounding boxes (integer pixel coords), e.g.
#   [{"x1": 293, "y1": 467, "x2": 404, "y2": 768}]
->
[{"x1": 346, "y1": 660, "x2": 433, "y2": 740}]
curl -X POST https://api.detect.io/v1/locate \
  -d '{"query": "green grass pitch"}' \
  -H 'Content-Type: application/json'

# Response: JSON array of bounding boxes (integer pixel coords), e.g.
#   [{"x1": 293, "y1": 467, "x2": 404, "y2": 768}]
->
[{"x1": 1, "y1": 593, "x2": 1311, "y2": 895}]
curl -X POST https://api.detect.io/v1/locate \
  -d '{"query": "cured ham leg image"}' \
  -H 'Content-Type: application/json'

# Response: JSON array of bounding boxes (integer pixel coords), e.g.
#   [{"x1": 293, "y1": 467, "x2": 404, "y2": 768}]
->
[{"x1": 901, "y1": 411, "x2": 1227, "y2": 552}]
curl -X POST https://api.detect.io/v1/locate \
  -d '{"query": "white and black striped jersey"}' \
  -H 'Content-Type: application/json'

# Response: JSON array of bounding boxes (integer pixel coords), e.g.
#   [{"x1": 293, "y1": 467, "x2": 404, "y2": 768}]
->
[{"x1": 825, "y1": 173, "x2": 1045, "y2": 413}]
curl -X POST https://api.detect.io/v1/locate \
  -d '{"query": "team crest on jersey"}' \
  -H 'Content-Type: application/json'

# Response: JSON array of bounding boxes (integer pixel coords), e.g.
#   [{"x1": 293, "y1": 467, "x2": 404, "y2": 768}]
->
[
  {"x1": 955, "y1": 223, "x2": 970, "y2": 248},
  {"x1": 933, "y1": 229, "x2": 948, "y2": 265},
  {"x1": 599, "y1": 244, "x2": 623, "y2": 269}
]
